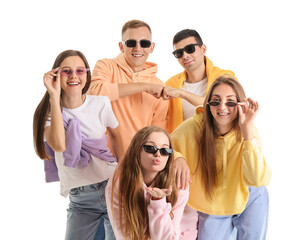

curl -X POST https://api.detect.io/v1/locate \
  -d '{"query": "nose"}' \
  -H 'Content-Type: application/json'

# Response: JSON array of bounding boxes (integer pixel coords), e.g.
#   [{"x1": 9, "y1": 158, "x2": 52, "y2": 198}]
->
[
  {"x1": 182, "y1": 51, "x2": 189, "y2": 59},
  {"x1": 218, "y1": 102, "x2": 227, "y2": 110},
  {"x1": 70, "y1": 71, "x2": 77, "y2": 79},
  {"x1": 153, "y1": 149, "x2": 161, "y2": 157},
  {"x1": 134, "y1": 41, "x2": 142, "y2": 51}
]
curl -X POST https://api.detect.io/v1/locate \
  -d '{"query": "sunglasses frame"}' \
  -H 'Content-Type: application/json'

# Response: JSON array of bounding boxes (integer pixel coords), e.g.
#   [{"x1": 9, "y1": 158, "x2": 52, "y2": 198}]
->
[
  {"x1": 207, "y1": 101, "x2": 238, "y2": 107},
  {"x1": 122, "y1": 39, "x2": 152, "y2": 48},
  {"x1": 59, "y1": 67, "x2": 89, "y2": 77},
  {"x1": 172, "y1": 43, "x2": 202, "y2": 58},
  {"x1": 142, "y1": 145, "x2": 174, "y2": 156}
]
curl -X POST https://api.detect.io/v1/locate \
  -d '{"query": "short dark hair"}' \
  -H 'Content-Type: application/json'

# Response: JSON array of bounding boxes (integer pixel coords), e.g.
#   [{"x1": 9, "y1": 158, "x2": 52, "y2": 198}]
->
[
  {"x1": 122, "y1": 19, "x2": 151, "y2": 36},
  {"x1": 173, "y1": 29, "x2": 203, "y2": 46}
]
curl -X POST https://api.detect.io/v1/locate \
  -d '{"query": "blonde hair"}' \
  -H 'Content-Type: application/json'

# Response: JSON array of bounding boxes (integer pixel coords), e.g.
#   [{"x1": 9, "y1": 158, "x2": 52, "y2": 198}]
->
[{"x1": 199, "y1": 75, "x2": 245, "y2": 199}]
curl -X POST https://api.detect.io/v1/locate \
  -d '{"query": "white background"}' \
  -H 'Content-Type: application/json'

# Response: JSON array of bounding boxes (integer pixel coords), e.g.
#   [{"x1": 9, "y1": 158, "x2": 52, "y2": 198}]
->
[{"x1": 1, "y1": 0, "x2": 305, "y2": 239}]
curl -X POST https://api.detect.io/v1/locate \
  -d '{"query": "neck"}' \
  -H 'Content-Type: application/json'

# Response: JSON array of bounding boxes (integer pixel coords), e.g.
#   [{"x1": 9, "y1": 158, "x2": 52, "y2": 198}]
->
[
  {"x1": 132, "y1": 65, "x2": 145, "y2": 73},
  {"x1": 143, "y1": 172, "x2": 157, "y2": 187},
  {"x1": 61, "y1": 94, "x2": 85, "y2": 109},
  {"x1": 215, "y1": 122, "x2": 234, "y2": 136},
  {"x1": 186, "y1": 62, "x2": 206, "y2": 83}
]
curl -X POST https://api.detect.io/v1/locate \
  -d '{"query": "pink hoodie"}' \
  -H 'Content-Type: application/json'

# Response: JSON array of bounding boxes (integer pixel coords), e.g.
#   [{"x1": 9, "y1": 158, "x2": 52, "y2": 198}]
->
[{"x1": 106, "y1": 177, "x2": 198, "y2": 240}]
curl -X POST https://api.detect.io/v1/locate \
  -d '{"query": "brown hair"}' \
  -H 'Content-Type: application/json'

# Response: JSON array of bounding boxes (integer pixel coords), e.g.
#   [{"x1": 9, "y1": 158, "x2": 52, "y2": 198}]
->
[
  {"x1": 112, "y1": 126, "x2": 178, "y2": 240},
  {"x1": 122, "y1": 19, "x2": 151, "y2": 37},
  {"x1": 199, "y1": 75, "x2": 245, "y2": 199},
  {"x1": 33, "y1": 50, "x2": 91, "y2": 160}
]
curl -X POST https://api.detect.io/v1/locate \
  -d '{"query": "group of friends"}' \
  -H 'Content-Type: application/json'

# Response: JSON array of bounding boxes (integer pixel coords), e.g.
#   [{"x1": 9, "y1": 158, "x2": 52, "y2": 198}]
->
[{"x1": 33, "y1": 19, "x2": 271, "y2": 240}]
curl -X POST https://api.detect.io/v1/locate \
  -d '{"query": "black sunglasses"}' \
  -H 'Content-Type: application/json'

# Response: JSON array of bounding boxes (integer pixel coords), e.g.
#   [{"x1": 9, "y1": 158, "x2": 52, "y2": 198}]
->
[
  {"x1": 122, "y1": 39, "x2": 152, "y2": 48},
  {"x1": 172, "y1": 43, "x2": 201, "y2": 58},
  {"x1": 207, "y1": 101, "x2": 238, "y2": 107},
  {"x1": 142, "y1": 145, "x2": 174, "y2": 156}
]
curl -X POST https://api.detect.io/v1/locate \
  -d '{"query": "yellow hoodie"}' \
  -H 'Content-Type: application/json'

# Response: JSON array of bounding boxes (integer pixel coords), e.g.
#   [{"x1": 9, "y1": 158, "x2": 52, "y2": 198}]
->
[
  {"x1": 88, "y1": 53, "x2": 168, "y2": 153},
  {"x1": 171, "y1": 106, "x2": 271, "y2": 215},
  {"x1": 166, "y1": 56, "x2": 236, "y2": 133}
]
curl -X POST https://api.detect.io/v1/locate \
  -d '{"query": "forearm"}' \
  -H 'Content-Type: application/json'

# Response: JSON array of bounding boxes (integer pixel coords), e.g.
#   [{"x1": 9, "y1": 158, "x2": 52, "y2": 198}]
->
[
  {"x1": 46, "y1": 97, "x2": 65, "y2": 152},
  {"x1": 179, "y1": 89, "x2": 204, "y2": 106},
  {"x1": 108, "y1": 127, "x2": 124, "y2": 162},
  {"x1": 242, "y1": 139, "x2": 271, "y2": 186},
  {"x1": 118, "y1": 82, "x2": 156, "y2": 98}
]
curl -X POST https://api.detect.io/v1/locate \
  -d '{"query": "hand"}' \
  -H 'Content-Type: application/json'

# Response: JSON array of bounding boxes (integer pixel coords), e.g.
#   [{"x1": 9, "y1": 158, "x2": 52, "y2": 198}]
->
[
  {"x1": 145, "y1": 83, "x2": 164, "y2": 98},
  {"x1": 146, "y1": 185, "x2": 172, "y2": 200},
  {"x1": 174, "y1": 157, "x2": 191, "y2": 190},
  {"x1": 238, "y1": 97, "x2": 259, "y2": 140},
  {"x1": 43, "y1": 68, "x2": 61, "y2": 99},
  {"x1": 162, "y1": 86, "x2": 181, "y2": 100}
]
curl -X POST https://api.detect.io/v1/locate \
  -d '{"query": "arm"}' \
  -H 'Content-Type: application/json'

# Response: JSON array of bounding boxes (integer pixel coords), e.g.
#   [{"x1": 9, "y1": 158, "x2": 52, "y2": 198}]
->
[
  {"x1": 173, "y1": 156, "x2": 191, "y2": 190},
  {"x1": 242, "y1": 127, "x2": 272, "y2": 186},
  {"x1": 163, "y1": 85, "x2": 204, "y2": 107},
  {"x1": 105, "y1": 178, "x2": 126, "y2": 240},
  {"x1": 89, "y1": 59, "x2": 164, "y2": 100},
  {"x1": 118, "y1": 82, "x2": 164, "y2": 98},
  {"x1": 147, "y1": 188, "x2": 190, "y2": 240},
  {"x1": 43, "y1": 69, "x2": 65, "y2": 152},
  {"x1": 107, "y1": 126, "x2": 124, "y2": 163}
]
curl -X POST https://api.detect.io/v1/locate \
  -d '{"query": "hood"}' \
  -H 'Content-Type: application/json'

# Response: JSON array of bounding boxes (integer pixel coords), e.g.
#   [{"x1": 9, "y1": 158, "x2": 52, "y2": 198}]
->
[{"x1": 113, "y1": 53, "x2": 158, "y2": 82}]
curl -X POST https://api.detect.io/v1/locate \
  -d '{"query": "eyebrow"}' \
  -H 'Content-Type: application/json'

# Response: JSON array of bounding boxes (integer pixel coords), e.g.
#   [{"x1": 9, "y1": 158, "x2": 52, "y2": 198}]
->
[
  {"x1": 211, "y1": 94, "x2": 236, "y2": 98},
  {"x1": 61, "y1": 66, "x2": 86, "y2": 69},
  {"x1": 145, "y1": 140, "x2": 169, "y2": 147}
]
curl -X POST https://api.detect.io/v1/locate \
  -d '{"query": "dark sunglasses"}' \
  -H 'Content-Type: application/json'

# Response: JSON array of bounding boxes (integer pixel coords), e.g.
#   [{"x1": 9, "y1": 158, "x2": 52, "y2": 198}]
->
[
  {"x1": 122, "y1": 39, "x2": 152, "y2": 48},
  {"x1": 142, "y1": 145, "x2": 174, "y2": 156},
  {"x1": 172, "y1": 43, "x2": 201, "y2": 58},
  {"x1": 207, "y1": 101, "x2": 238, "y2": 107}
]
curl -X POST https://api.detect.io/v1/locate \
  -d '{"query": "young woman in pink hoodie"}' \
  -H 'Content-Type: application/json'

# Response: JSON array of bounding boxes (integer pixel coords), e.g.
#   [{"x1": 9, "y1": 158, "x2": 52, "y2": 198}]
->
[{"x1": 106, "y1": 126, "x2": 198, "y2": 240}]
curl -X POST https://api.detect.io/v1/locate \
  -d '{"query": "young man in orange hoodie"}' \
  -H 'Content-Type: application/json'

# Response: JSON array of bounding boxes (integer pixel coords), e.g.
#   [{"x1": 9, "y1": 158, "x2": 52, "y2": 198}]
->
[{"x1": 88, "y1": 20, "x2": 168, "y2": 153}]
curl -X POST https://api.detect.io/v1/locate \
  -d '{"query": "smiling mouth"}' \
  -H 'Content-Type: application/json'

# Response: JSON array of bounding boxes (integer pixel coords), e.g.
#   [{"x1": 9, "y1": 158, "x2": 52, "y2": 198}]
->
[
  {"x1": 218, "y1": 113, "x2": 230, "y2": 116},
  {"x1": 132, "y1": 53, "x2": 144, "y2": 57},
  {"x1": 67, "y1": 82, "x2": 80, "y2": 86}
]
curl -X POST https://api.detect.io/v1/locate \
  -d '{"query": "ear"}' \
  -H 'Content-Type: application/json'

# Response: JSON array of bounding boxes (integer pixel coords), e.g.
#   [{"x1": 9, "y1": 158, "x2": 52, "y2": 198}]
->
[
  {"x1": 149, "y1": 42, "x2": 155, "y2": 53},
  {"x1": 119, "y1": 42, "x2": 124, "y2": 53},
  {"x1": 201, "y1": 43, "x2": 207, "y2": 55}
]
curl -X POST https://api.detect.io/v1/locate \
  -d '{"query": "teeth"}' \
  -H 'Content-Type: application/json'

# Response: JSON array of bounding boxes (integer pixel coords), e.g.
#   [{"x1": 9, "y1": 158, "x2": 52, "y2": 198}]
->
[
  {"x1": 218, "y1": 113, "x2": 229, "y2": 116},
  {"x1": 68, "y1": 83, "x2": 79, "y2": 85},
  {"x1": 132, "y1": 54, "x2": 143, "y2": 57}
]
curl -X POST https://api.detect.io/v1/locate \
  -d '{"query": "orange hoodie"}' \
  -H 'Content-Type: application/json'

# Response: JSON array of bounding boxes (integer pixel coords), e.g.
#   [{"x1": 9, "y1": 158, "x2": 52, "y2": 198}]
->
[{"x1": 88, "y1": 53, "x2": 168, "y2": 153}]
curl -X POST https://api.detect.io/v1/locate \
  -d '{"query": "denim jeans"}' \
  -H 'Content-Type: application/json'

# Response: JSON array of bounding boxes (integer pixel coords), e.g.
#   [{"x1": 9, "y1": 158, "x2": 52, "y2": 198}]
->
[
  {"x1": 65, "y1": 179, "x2": 115, "y2": 240},
  {"x1": 197, "y1": 186, "x2": 269, "y2": 240}
]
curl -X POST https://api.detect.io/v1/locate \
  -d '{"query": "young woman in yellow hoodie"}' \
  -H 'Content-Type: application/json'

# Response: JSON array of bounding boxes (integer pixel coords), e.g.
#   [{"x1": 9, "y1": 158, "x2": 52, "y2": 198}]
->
[{"x1": 171, "y1": 75, "x2": 271, "y2": 240}]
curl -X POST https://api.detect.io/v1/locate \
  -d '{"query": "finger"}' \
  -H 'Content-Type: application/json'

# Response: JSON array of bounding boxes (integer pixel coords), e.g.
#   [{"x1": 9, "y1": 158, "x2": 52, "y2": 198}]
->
[
  {"x1": 237, "y1": 103, "x2": 243, "y2": 117},
  {"x1": 180, "y1": 170, "x2": 186, "y2": 190},
  {"x1": 175, "y1": 168, "x2": 181, "y2": 189},
  {"x1": 55, "y1": 67, "x2": 61, "y2": 84}
]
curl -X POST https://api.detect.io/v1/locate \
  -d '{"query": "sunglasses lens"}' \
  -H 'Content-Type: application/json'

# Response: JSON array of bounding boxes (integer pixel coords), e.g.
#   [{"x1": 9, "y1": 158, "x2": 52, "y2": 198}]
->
[
  {"x1": 172, "y1": 50, "x2": 183, "y2": 58},
  {"x1": 225, "y1": 102, "x2": 238, "y2": 107},
  {"x1": 125, "y1": 40, "x2": 137, "y2": 47},
  {"x1": 60, "y1": 68, "x2": 72, "y2": 76},
  {"x1": 140, "y1": 40, "x2": 152, "y2": 48},
  {"x1": 184, "y1": 44, "x2": 196, "y2": 54},
  {"x1": 208, "y1": 101, "x2": 220, "y2": 107},
  {"x1": 160, "y1": 148, "x2": 174, "y2": 156},
  {"x1": 75, "y1": 68, "x2": 87, "y2": 76},
  {"x1": 143, "y1": 145, "x2": 157, "y2": 154}
]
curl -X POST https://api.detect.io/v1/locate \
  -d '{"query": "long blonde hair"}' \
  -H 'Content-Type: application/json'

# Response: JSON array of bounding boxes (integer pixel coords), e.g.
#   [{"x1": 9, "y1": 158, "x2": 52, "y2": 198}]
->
[
  {"x1": 199, "y1": 75, "x2": 246, "y2": 199},
  {"x1": 112, "y1": 126, "x2": 178, "y2": 240}
]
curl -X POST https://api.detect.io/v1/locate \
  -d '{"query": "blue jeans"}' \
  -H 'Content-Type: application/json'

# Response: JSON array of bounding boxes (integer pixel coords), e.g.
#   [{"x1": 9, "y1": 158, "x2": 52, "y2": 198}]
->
[
  {"x1": 65, "y1": 179, "x2": 115, "y2": 240},
  {"x1": 198, "y1": 186, "x2": 269, "y2": 240}
]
